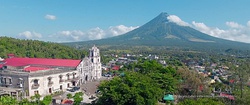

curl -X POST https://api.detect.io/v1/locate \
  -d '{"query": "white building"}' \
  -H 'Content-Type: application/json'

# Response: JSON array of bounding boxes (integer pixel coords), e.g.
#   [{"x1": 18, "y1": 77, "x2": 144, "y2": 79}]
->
[
  {"x1": 78, "y1": 45, "x2": 102, "y2": 83},
  {"x1": 0, "y1": 46, "x2": 102, "y2": 98}
]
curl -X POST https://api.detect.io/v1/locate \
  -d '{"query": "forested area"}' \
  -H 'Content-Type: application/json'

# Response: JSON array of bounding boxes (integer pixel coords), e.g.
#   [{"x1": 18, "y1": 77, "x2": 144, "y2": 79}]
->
[
  {"x1": 96, "y1": 60, "x2": 225, "y2": 105},
  {"x1": 0, "y1": 37, "x2": 87, "y2": 59}
]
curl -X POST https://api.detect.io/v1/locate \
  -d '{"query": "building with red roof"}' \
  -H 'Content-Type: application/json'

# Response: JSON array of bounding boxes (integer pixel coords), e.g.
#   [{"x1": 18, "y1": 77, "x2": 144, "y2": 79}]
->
[
  {"x1": 111, "y1": 65, "x2": 120, "y2": 70},
  {"x1": 220, "y1": 93, "x2": 235, "y2": 100},
  {"x1": 0, "y1": 46, "x2": 102, "y2": 100}
]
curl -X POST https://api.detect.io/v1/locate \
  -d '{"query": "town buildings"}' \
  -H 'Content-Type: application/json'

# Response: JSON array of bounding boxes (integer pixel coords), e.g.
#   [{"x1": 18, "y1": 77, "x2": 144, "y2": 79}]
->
[{"x1": 0, "y1": 45, "x2": 101, "y2": 99}]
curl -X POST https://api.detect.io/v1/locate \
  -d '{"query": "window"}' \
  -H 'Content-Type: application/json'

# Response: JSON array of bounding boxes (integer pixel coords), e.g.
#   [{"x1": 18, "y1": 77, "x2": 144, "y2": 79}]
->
[
  {"x1": 48, "y1": 77, "x2": 52, "y2": 82},
  {"x1": 59, "y1": 75, "x2": 63, "y2": 80},
  {"x1": 73, "y1": 72, "x2": 76, "y2": 79},
  {"x1": 4, "y1": 78, "x2": 6, "y2": 84},
  {"x1": 60, "y1": 85, "x2": 63, "y2": 90},
  {"x1": 34, "y1": 90, "x2": 39, "y2": 95},
  {"x1": 67, "y1": 74, "x2": 70, "y2": 80},
  {"x1": 18, "y1": 78, "x2": 23, "y2": 88},
  {"x1": 91, "y1": 51, "x2": 94, "y2": 57},
  {"x1": 9, "y1": 78, "x2": 12, "y2": 84},
  {"x1": 49, "y1": 88, "x2": 52, "y2": 93},
  {"x1": 59, "y1": 75, "x2": 63, "y2": 83},
  {"x1": 34, "y1": 79, "x2": 38, "y2": 84}
]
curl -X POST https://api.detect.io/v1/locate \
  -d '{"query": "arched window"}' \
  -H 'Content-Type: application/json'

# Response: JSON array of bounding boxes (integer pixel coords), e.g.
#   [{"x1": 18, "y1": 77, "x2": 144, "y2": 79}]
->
[
  {"x1": 72, "y1": 72, "x2": 76, "y2": 78},
  {"x1": 66, "y1": 73, "x2": 70, "y2": 80},
  {"x1": 47, "y1": 77, "x2": 52, "y2": 81},
  {"x1": 34, "y1": 79, "x2": 39, "y2": 84}
]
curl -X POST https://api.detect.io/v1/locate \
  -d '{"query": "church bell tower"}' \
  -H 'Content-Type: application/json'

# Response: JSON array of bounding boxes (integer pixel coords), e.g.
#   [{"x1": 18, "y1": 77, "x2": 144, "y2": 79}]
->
[{"x1": 89, "y1": 45, "x2": 102, "y2": 79}]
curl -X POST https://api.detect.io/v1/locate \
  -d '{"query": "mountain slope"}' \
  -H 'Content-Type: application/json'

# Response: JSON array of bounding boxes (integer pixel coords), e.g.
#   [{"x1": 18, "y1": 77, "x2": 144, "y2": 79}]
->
[{"x1": 67, "y1": 12, "x2": 250, "y2": 51}]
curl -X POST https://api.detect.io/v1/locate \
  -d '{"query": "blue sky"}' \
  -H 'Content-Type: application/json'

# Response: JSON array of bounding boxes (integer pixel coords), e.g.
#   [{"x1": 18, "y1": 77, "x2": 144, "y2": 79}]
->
[{"x1": 1, "y1": 0, "x2": 250, "y2": 43}]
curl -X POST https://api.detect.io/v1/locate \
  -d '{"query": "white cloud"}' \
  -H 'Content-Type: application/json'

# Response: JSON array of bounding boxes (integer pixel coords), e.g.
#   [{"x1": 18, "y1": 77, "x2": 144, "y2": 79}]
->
[
  {"x1": 165, "y1": 15, "x2": 250, "y2": 43},
  {"x1": 108, "y1": 25, "x2": 139, "y2": 36},
  {"x1": 247, "y1": 21, "x2": 250, "y2": 27},
  {"x1": 226, "y1": 21, "x2": 243, "y2": 28},
  {"x1": 192, "y1": 21, "x2": 225, "y2": 37},
  {"x1": 192, "y1": 21, "x2": 250, "y2": 43},
  {"x1": 54, "y1": 25, "x2": 138, "y2": 42},
  {"x1": 167, "y1": 15, "x2": 190, "y2": 26},
  {"x1": 58, "y1": 30, "x2": 85, "y2": 41},
  {"x1": 18, "y1": 31, "x2": 42, "y2": 39},
  {"x1": 45, "y1": 14, "x2": 56, "y2": 20}
]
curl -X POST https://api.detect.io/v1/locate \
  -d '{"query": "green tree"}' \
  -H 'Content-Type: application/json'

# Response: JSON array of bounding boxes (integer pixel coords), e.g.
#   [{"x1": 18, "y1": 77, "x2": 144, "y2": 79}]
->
[
  {"x1": 30, "y1": 94, "x2": 41, "y2": 104},
  {"x1": 0, "y1": 95, "x2": 18, "y2": 105},
  {"x1": 19, "y1": 98, "x2": 32, "y2": 105},
  {"x1": 178, "y1": 98, "x2": 225, "y2": 105},
  {"x1": 73, "y1": 92, "x2": 83, "y2": 105},
  {"x1": 67, "y1": 93, "x2": 73, "y2": 99},
  {"x1": 97, "y1": 72, "x2": 163, "y2": 105},
  {"x1": 41, "y1": 95, "x2": 52, "y2": 105}
]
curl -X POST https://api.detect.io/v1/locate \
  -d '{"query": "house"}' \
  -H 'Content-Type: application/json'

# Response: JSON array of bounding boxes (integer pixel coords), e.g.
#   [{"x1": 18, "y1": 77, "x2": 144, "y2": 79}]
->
[
  {"x1": 0, "y1": 46, "x2": 102, "y2": 99},
  {"x1": 111, "y1": 65, "x2": 120, "y2": 71}
]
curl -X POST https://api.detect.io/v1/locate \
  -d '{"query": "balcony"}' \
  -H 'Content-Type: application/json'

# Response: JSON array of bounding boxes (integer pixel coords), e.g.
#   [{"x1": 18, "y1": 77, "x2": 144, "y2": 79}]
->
[
  {"x1": 72, "y1": 76, "x2": 80, "y2": 81},
  {"x1": 59, "y1": 79, "x2": 64, "y2": 83},
  {"x1": 65, "y1": 76, "x2": 80, "y2": 82},
  {"x1": 1, "y1": 82, "x2": 12, "y2": 87},
  {"x1": 48, "y1": 81, "x2": 54, "y2": 86},
  {"x1": 32, "y1": 84, "x2": 40, "y2": 89}
]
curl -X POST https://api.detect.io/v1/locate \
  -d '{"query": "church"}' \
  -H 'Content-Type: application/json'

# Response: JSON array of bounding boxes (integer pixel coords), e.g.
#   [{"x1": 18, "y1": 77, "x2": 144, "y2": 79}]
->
[
  {"x1": 79, "y1": 45, "x2": 102, "y2": 83},
  {"x1": 0, "y1": 45, "x2": 102, "y2": 98}
]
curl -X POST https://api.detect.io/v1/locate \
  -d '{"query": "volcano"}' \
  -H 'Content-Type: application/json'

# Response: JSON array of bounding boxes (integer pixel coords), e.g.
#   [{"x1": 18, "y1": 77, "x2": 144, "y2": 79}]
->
[{"x1": 67, "y1": 12, "x2": 250, "y2": 51}]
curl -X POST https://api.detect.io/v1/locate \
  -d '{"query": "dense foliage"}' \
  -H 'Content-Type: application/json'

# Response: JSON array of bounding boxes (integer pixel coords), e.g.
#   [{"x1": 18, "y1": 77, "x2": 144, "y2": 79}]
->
[
  {"x1": 73, "y1": 92, "x2": 83, "y2": 105},
  {"x1": 97, "y1": 60, "x2": 180, "y2": 105},
  {"x1": 0, "y1": 94, "x2": 52, "y2": 105},
  {"x1": 177, "y1": 98, "x2": 225, "y2": 105},
  {"x1": 97, "y1": 72, "x2": 163, "y2": 105},
  {"x1": 0, "y1": 37, "x2": 86, "y2": 59}
]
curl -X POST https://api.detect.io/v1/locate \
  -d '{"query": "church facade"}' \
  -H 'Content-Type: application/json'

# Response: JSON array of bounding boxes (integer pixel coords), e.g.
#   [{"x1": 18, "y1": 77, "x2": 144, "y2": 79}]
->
[{"x1": 78, "y1": 45, "x2": 102, "y2": 84}]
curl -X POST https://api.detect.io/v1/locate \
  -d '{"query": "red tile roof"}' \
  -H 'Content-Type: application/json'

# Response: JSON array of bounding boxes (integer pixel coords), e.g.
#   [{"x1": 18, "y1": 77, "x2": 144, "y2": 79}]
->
[
  {"x1": 24, "y1": 66, "x2": 50, "y2": 72},
  {"x1": 3, "y1": 57, "x2": 81, "y2": 67},
  {"x1": 61, "y1": 99, "x2": 73, "y2": 104},
  {"x1": 112, "y1": 65, "x2": 120, "y2": 70},
  {"x1": 220, "y1": 93, "x2": 235, "y2": 100}
]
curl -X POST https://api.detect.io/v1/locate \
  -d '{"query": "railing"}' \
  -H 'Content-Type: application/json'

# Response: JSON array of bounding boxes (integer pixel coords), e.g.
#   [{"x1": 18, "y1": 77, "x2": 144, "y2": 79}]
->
[
  {"x1": 48, "y1": 81, "x2": 53, "y2": 86},
  {"x1": 65, "y1": 76, "x2": 80, "y2": 82},
  {"x1": 59, "y1": 79, "x2": 64, "y2": 83},
  {"x1": 1, "y1": 82, "x2": 12, "y2": 86},
  {"x1": 72, "y1": 76, "x2": 80, "y2": 81},
  {"x1": 32, "y1": 84, "x2": 39, "y2": 89}
]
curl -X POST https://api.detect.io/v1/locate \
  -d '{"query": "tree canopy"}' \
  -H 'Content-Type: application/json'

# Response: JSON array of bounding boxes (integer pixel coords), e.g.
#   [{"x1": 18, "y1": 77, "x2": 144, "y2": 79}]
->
[
  {"x1": 97, "y1": 71, "x2": 163, "y2": 105},
  {"x1": 0, "y1": 37, "x2": 86, "y2": 59},
  {"x1": 97, "y1": 60, "x2": 181, "y2": 105}
]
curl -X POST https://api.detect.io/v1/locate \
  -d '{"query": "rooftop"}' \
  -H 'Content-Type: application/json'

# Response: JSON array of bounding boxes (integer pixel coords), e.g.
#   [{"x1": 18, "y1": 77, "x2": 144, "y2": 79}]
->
[{"x1": 2, "y1": 57, "x2": 81, "y2": 67}]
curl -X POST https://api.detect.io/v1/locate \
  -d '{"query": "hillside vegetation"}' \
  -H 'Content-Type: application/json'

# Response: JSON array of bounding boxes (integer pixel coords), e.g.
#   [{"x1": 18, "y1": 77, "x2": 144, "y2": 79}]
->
[{"x1": 0, "y1": 37, "x2": 86, "y2": 59}]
